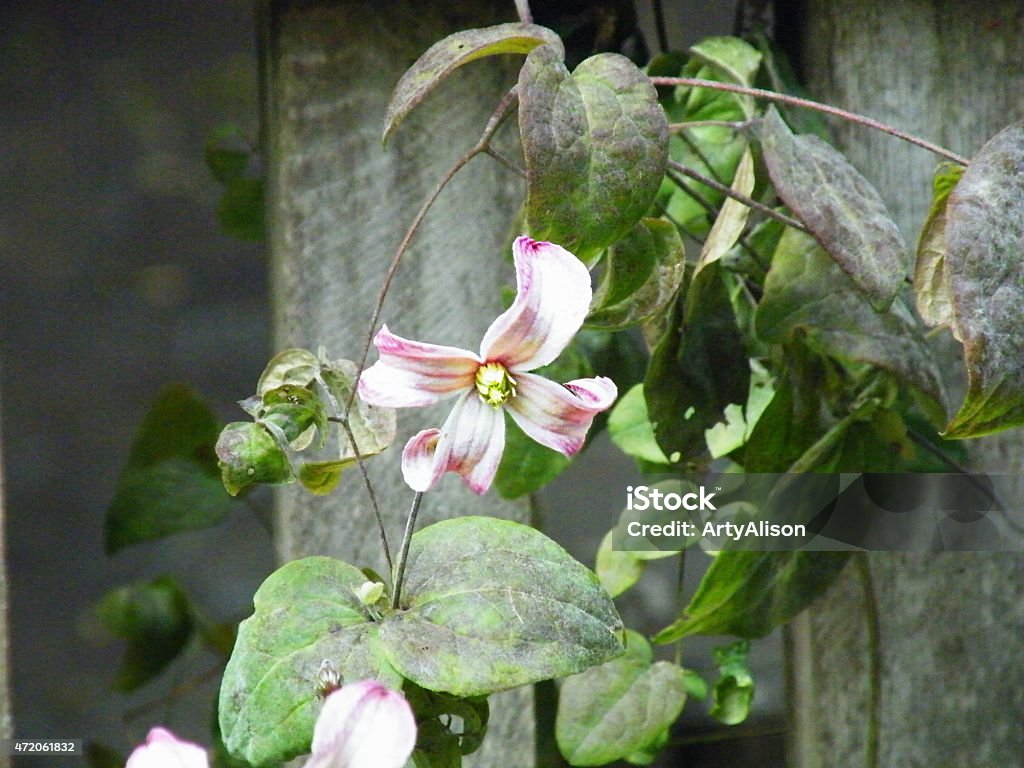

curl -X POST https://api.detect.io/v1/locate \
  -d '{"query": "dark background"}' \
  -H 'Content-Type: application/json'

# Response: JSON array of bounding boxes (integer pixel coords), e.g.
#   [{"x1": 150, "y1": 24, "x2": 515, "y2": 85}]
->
[{"x1": 1, "y1": 1, "x2": 785, "y2": 764}]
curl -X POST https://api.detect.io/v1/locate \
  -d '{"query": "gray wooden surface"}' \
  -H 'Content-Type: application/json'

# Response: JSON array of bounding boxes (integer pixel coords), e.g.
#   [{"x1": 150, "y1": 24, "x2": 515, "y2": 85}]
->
[
  {"x1": 788, "y1": 2, "x2": 1024, "y2": 765},
  {"x1": 263, "y1": 2, "x2": 534, "y2": 764}
]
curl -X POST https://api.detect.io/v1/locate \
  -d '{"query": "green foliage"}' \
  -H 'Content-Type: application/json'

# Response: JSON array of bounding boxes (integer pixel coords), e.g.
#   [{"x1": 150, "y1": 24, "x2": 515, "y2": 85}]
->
[
  {"x1": 654, "y1": 551, "x2": 851, "y2": 642},
  {"x1": 206, "y1": 125, "x2": 264, "y2": 241},
  {"x1": 382, "y1": 23, "x2": 563, "y2": 145},
  {"x1": 379, "y1": 517, "x2": 624, "y2": 696},
  {"x1": 645, "y1": 264, "x2": 750, "y2": 466},
  {"x1": 220, "y1": 519, "x2": 622, "y2": 765},
  {"x1": 519, "y1": 46, "x2": 669, "y2": 263},
  {"x1": 607, "y1": 384, "x2": 670, "y2": 465},
  {"x1": 556, "y1": 631, "x2": 687, "y2": 766},
  {"x1": 709, "y1": 640, "x2": 754, "y2": 725},
  {"x1": 405, "y1": 683, "x2": 489, "y2": 768},
  {"x1": 942, "y1": 121, "x2": 1024, "y2": 437},
  {"x1": 106, "y1": 384, "x2": 235, "y2": 553},
  {"x1": 96, "y1": 576, "x2": 194, "y2": 692},
  {"x1": 760, "y1": 107, "x2": 908, "y2": 310},
  {"x1": 585, "y1": 218, "x2": 685, "y2": 330}
]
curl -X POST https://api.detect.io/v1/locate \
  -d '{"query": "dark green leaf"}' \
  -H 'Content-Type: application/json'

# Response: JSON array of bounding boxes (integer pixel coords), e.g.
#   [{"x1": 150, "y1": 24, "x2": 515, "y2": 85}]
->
[
  {"x1": 260, "y1": 384, "x2": 326, "y2": 446},
  {"x1": 520, "y1": 47, "x2": 669, "y2": 262},
  {"x1": 96, "y1": 576, "x2": 194, "y2": 692},
  {"x1": 586, "y1": 218, "x2": 686, "y2": 330},
  {"x1": 105, "y1": 384, "x2": 234, "y2": 553},
  {"x1": 205, "y1": 124, "x2": 254, "y2": 185},
  {"x1": 217, "y1": 178, "x2": 264, "y2": 242},
  {"x1": 379, "y1": 517, "x2": 624, "y2": 696},
  {"x1": 405, "y1": 682, "x2": 489, "y2": 765},
  {"x1": 382, "y1": 23, "x2": 563, "y2": 145},
  {"x1": 709, "y1": 640, "x2": 754, "y2": 725},
  {"x1": 219, "y1": 557, "x2": 401, "y2": 767},
  {"x1": 756, "y1": 228, "x2": 946, "y2": 425},
  {"x1": 645, "y1": 264, "x2": 750, "y2": 466},
  {"x1": 914, "y1": 162, "x2": 965, "y2": 331},
  {"x1": 653, "y1": 551, "x2": 851, "y2": 642},
  {"x1": 216, "y1": 422, "x2": 294, "y2": 496},
  {"x1": 556, "y1": 630, "x2": 686, "y2": 766},
  {"x1": 759, "y1": 107, "x2": 908, "y2": 310},
  {"x1": 84, "y1": 743, "x2": 125, "y2": 768},
  {"x1": 942, "y1": 122, "x2": 1024, "y2": 437}
]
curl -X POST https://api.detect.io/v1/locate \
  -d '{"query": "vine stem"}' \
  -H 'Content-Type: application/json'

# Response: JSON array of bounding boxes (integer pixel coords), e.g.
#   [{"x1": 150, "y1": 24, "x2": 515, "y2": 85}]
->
[
  {"x1": 514, "y1": 0, "x2": 533, "y2": 24},
  {"x1": 391, "y1": 492, "x2": 424, "y2": 609},
  {"x1": 650, "y1": 77, "x2": 969, "y2": 166},
  {"x1": 855, "y1": 553, "x2": 881, "y2": 768},
  {"x1": 343, "y1": 85, "x2": 519, "y2": 421},
  {"x1": 668, "y1": 159, "x2": 808, "y2": 233}
]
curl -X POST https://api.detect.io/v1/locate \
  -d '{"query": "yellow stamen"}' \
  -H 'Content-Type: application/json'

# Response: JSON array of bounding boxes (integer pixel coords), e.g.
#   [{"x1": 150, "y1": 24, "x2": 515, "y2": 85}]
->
[{"x1": 475, "y1": 362, "x2": 517, "y2": 407}]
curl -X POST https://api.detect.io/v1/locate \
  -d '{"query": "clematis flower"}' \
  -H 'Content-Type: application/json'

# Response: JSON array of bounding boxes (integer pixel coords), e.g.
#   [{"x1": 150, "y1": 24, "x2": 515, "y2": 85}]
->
[
  {"x1": 359, "y1": 236, "x2": 617, "y2": 494},
  {"x1": 306, "y1": 680, "x2": 417, "y2": 768},
  {"x1": 126, "y1": 727, "x2": 209, "y2": 768}
]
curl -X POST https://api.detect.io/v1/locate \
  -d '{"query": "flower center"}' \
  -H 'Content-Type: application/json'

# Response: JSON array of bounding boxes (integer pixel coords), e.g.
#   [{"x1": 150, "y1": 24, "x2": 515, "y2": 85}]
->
[{"x1": 475, "y1": 362, "x2": 517, "y2": 407}]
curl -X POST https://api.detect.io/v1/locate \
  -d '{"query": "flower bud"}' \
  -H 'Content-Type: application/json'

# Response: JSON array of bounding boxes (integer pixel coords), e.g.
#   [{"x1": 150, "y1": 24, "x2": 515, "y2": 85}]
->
[{"x1": 126, "y1": 727, "x2": 209, "y2": 768}]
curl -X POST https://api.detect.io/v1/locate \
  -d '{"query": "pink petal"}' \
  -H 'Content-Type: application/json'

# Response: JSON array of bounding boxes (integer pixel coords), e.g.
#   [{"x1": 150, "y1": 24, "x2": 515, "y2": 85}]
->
[
  {"x1": 126, "y1": 727, "x2": 209, "y2": 768},
  {"x1": 401, "y1": 392, "x2": 506, "y2": 494},
  {"x1": 506, "y1": 373, "x2": 617, "y2": 456},
  {"x1": 358, "y1": 325, "x2": 479, "y2": 408},
  {"x1": 480, "y1": 237, "x2": 592, "y2": 372},
  {"x1": 308, "y1": 681, "x2": 416, "y2": 768}
]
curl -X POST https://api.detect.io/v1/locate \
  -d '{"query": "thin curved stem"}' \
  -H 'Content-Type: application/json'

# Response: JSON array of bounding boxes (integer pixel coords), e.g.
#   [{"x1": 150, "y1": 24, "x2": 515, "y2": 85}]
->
[
  {"x1": 514, "y1": 0, "x2": 533, "y2": 24},
  {"x1": 668, "y1": 159, "x2": 808, "y2": 234},
  {"x1": 391, "y1": 492, "x2": 424, "y2": 609},
  {"x1": 855, "y1": 553, "x2": 881, "y2": 768},
  {"x1": 650, "y1": 77, "x2": 969, "y2": 166}
]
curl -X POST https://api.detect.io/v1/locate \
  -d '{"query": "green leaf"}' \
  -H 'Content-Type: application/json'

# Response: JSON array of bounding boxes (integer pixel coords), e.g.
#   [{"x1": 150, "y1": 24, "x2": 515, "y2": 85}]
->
[
  {"x1": 704, "y1": 364, "x2": 774, "y2": 459},
  {"x1": 585, "y1": 218, "x2": 686, "y2": 330},
  {"x1": 556, "y1": 630, "x2": 686, "y2": 766},
  {"x1": 607, "y1": 383, "x2": 670, "y2": 465},
  {"x1": 318, "y1": 355, "x2": 397, "y2": 460},
  {"x1": 942, "y1": 122, "x2": 1024, "y2": 437},
  {"x1": 379, "y1": 517, "x2": 624, "y2": 697},
  {"x1": 105, "y1": 384, "x2": 234, "y2": 553},
  {"x1": 689, "y1": 36, "x2": 762, "y2": 90},
  {"x1": 697, "y1": 146, "x2": 755, "y2": 273},
  {"x1": 297, "y1": 458, "x2": 357, "y2": 496},
  {"x1": 406, "y1": 682, "x2": 489, "y2": 766},
  {"x1": 914, "y1": 162, "x2": 965, "y2": 331},
  {"x1": 645, "y1": 264, "x2": 750, "y2": 466},
  {"x1": 759, "y1": 107, "x2": 908, "y2": 310},
  {"x1": 382, "y1": 23, "x2": 563, "y2": 145},
  {"x1": 520, "y1": 47, "x2": 669, "y2": 262},
  {"x1": 653, "y1": 551, "x2": 851, "y2": 642},
  {"x1": 595, "y1": 530, "x2": 647, "y2": 598},
  {"x1": 216, "y1": 421, "x2": 294, "y2": 496},
  {"x1": 217, "y1": 177, "x2": 264, "y2": 242},
  {"x1": 260, "y1": 384, "x2": 327, "y2": 447},
  {"x1": 84, "y1": 743, "x2": 125, "y2": 768},
  {"x1": 709, "y1": 640, "x2": 754, "y2": 725},
  {"x1": 96, "y1": 576, "x2": 194, "y2": 692},
  {"x1": 219, "y1": 557, "x2": 401, "y2": 767},
  {"x1": 257, "y1": 348, "x2": 320, "y2": 395},
  {"x1": 756, "y1": 228, "x2": 946, "y2": 424}
]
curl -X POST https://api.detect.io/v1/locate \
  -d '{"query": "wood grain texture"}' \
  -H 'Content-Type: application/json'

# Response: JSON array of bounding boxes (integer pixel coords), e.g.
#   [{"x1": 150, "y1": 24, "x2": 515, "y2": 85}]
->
[
  {"x1": 788, "y1": 2, "x2": 1024, "y2": 766},
  {"x1": 263, "y1": 2, "x2": 534, "y2": 764}
]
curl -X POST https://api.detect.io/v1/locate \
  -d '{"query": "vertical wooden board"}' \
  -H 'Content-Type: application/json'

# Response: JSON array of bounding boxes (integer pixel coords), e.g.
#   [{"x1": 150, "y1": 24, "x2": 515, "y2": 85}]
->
[{"x1": 263, "y1": 2, "x2": 533, "y2": 765}]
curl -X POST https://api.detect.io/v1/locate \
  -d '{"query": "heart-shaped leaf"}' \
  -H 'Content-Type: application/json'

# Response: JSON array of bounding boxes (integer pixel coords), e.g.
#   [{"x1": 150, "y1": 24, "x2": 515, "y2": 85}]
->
[
  {"x1": 520, "y1": 47, "x2": 669, "y2": 263},
  {"x1": 379, "y1": 517, "x2": 623, "y2": 696}
]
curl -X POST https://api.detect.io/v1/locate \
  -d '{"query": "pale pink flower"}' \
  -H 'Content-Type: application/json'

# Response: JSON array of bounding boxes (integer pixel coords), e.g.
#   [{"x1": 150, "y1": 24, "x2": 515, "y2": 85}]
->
[
  {"x1": 126, "y1": 727, "x2": 209, "y2": 768},
  {"x1": 359, "y1": 236, "x2": 617, "y2": 494},
  {"x1": 306, "y1": 680, "x2": 417, "y2": 768}
]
